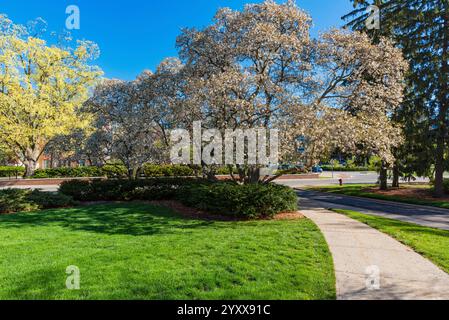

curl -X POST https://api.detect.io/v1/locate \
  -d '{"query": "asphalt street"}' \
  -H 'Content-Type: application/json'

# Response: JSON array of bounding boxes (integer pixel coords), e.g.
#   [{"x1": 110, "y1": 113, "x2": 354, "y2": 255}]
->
[{"x1": 296, "y1": 189, "x2": 449, "y2": 231}]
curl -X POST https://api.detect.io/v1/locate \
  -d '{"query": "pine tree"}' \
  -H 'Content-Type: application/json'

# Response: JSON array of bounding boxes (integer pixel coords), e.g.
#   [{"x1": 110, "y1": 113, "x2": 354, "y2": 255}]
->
[{"x1": 344, "y1": 0, "x2": 449, "y2": 196}]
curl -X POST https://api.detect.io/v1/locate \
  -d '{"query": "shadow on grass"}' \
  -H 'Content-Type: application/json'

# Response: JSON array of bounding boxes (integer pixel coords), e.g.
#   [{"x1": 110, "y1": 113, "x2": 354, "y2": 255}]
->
[{"x1": 0, "y1": 203, "x2": 217, "y2": 236}]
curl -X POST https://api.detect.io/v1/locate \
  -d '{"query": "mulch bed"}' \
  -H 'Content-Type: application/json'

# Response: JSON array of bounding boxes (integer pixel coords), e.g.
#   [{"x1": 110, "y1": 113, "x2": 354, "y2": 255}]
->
[
  {"x1": 366, "y1": 187, "x2": 449, "y2": 202},
  {"x1": 149, "y1": 200, "x2": 304, "y2": 221}
]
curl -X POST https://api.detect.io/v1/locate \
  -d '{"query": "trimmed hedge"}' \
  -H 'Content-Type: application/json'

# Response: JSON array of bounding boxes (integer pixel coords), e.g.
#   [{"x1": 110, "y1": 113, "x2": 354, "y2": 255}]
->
[
  {"x1": 321, "y1": 165, "x2": 372, "y2": 172},
  {"x1": 32, "y1": 165, "x2": 128, "y2": 179},
  {"x1": 33, "y1": 165, "x2": 194, "y2": 178},
  {"x1": 0, "y1": 189, "x2": 75, "y2": 214},
  {"x1": 178, "y1": 182, "x2": 298, "y2": 218},
  {"x1": 142, "y1": 164, "x2": 239, "y2": 177},
  {"x1": 33, "y1": 165, "x2": 240, "y2": 179},
  {"x1": 59, "y1": 179, "x2": 298, "y2": 219},
  {"x1": 59, "y1": 178, "x2": 206, "y2": 202},
  {"x1": 0, "y1": 166, "x2": 25, "y2": 177},
  {"x1": 33, "y1": 167, "x2": 102, "y2": 178},
  {"x1": 142, "y1": 164, "x2": 195, "y2": 177}
]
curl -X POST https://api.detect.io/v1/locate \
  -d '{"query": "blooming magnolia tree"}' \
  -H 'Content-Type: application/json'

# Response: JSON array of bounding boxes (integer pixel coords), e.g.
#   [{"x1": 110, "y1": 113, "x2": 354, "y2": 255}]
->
[
  {"x1": 282, "y1": 30, "x2": 408, "y2": 167},
  {"x1": 86, "y1": 79, "x2": 153, "y2": 178},
  {"x1": 85, "y1": 63, "x2": 183, "y2": 178},
  {"x1": 172, "y1": 0, "x2": 407, "y2": 183}
]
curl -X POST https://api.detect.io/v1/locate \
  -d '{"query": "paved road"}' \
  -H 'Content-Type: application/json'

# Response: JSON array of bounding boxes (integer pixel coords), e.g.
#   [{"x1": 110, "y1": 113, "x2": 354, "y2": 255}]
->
[
  {"x1": 0, "y1": 185, "x2": 59, "y2": 192},
  {"x1": 297, "y1": 189, "x2": 449, "y2": 231},
  {"x1": 302, "y1": 200, "x2": 449, "y2": 300},
  {"x1": 277, "y1": 172, "x2": 378, "y2": 188},
  {"x1": 277, "y1": 171, "x2": 430, "y2": 188}
]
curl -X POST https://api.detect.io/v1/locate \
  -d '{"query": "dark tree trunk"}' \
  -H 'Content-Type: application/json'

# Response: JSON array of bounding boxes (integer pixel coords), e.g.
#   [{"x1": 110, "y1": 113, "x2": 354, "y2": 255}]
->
[
  {"x1": 392, "y1": 164, "x2": 400, "y2": 188},
  {"x1": 434, "y1": 140, "x2": 445, "y2": 197},
  {"x1": 379, "y1": 161, "x2": 388, "y2": 190}
]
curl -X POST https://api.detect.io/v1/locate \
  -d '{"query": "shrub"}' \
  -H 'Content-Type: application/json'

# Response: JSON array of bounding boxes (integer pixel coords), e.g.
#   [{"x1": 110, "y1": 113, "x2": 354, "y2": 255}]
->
[
  {"x1": 0, "y1": 166, "x2": 25, "y2": 178},
  {"x1": 178, "y1": 182, "x2": 298, "y2": 218},
  {"x1": 101, "y1": 164, "x2": 128, "y2": 178},
  {"x1": 321, "y1": 165, "x2": 371, "y2": 172},
  {"x1": 33, "y1": 165, "x2": 244, "y2": 179},
  {"x1": 59, "y1": 178, "x2": 206, "y2": 202},
  {"x1": 0, "y1": 189, "x2": 75, "y2": 214},
  {"x1": 33, "y1": 167, "x2": 101, "y2": 178},
  {"x1": 32, "y1": 165, "x2": 128, "y2": 179},
  {"x1": 215, "y1": 166, "x2": 239, "y2": 175},
  {"x1": 27, "y1": 190, "x2": 75, "y2": 209},
  {"x1": 143, "y1": 164, "x2": 194, "y2": 177},
  {"x1": 59, "y1": 179, "x2": 297, "y2": 219},
  {"x1": 142, "y1": 164, "x2": 238, "y2": 177},
  {"x1": 443, "y1": 179, "x2": 449, "y2": 194}
]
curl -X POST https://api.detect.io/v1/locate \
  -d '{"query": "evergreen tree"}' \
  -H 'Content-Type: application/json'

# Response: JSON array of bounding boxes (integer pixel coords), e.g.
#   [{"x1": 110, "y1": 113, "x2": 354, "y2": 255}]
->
[{"x1": 344, "y1": 0, "x2": 449, "y2": 195}]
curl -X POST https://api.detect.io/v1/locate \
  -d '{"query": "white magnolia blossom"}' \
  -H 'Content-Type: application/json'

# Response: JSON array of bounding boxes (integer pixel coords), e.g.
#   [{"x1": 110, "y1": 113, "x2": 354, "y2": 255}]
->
[
  {"x1": 86, "y1": 76, "x2": 171, "y2": 177},
  {"x1": 173, "y1": 0, "x2": 407, "y2": 170},
  {"x1": 85, "y1": 0, "x2": 407, "y2": 182}
]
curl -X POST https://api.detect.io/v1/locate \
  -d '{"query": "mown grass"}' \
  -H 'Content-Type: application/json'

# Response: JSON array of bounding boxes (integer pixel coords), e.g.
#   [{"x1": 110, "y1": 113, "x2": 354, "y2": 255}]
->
[
  {"x1": 309, "y1": 184, "x2": 449, "y2": 209},
  {"x1": 333, "y1": 209, "x2": 449, "y2": 274},
  {"x1": 0, "y1": 203, "x2": 336, "y2": 300}
]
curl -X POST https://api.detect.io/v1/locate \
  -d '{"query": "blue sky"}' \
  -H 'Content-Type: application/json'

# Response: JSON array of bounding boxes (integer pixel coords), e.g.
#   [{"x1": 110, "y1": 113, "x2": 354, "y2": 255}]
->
[{"x1": 1, "y1": 0, "x2": 353, "y2": 80}]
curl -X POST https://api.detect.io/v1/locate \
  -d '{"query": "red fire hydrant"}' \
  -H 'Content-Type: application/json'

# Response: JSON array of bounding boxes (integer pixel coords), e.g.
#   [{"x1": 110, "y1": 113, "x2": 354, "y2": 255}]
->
[{"x1": 339, "y1": 179, "x2": 343, "y2": 186}]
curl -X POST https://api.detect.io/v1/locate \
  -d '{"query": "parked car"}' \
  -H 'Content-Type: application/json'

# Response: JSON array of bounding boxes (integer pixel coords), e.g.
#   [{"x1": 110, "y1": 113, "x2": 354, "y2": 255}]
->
[
  {"x1": 278, "y1": 164, "x2": 305, "y2": 173},
  {"x1": 312, "y1": 165, "x2": 323, "y2": 173}
]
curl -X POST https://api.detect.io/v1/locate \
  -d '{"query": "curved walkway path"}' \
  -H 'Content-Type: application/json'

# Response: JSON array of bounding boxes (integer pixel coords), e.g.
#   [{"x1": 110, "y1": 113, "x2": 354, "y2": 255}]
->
[{"x1": 300, "y1": 198, "x2": 449, "y2": 300}]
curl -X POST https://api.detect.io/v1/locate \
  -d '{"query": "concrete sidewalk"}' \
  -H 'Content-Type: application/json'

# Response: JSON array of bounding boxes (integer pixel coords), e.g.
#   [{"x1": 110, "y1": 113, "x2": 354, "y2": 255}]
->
[{"x1": 301, "y1": 199, "x2": 449, "y2": 300}]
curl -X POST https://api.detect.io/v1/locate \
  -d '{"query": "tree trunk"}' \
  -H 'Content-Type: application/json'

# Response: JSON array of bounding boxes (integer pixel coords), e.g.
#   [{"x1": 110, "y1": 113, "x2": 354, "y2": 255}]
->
[
  {"x1": 434, "y1": 142, "x2": 445, "y2": 197},
  {"x1": 127, "y1": 167, "x2": 135, "y2": 180},
  {"x1": 248, "y1": 166, "x2": 261, "y2": 184},
  {"x1": 392, "y1": 164, "x2": 400, "y2": 188},
  {"x1": 23, "y1": 147, "x2": 41, "y2": 178},
  {"x1": 379, "y1": 161, "x2": 388, "y2": 190},
  {"x1": 24, "y1": 159, "x2": 38, "y2": 178}
]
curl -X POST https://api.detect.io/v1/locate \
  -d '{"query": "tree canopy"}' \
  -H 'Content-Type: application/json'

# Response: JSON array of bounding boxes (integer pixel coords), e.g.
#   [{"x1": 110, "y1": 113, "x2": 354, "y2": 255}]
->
[
  {"x1": 0, "y1": 16, "x2": 102, "y2": 176},
  {"x1": 344, "y1": 0, "x2": 449, "y2": 194}
]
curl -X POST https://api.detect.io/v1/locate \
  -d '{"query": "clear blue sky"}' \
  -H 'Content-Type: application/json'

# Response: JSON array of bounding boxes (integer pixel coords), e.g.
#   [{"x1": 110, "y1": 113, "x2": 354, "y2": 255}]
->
[{"x1": 1, "y1": 0, "x2": 353, "y2": 80}]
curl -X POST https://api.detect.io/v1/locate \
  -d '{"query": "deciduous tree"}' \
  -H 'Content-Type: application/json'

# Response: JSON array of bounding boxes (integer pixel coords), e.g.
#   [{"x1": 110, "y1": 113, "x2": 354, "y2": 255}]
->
[
  {"x1": 0, "y1": 17, "x2": 102, "y2": 176},
  {"x1": 176, "y1": 0, "x2": 407, "y2": 183}
]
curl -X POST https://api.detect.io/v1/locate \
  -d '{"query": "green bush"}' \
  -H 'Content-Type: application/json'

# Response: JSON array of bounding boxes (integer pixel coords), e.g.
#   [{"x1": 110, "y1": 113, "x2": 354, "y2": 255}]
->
[
  {"x1": 143, "y1": 164, "x2": 195, "y2": 177},
  {"x1": 142, "y1": 164, "x2": 238, "y2": 177},
  {"x1": 178, "y1": 182, "x2": 298, "y2": 218},
  {"x1": 59, "y1": 178, "x2": 206, "y2": 202},
  {"x1": 0, "y1": 166, "x2": 25, "y2": 177},
  {"x1": 443, "y1": 179, "x2": 449, "y2": 194},
  {"x1": 59, "y1": 179, "x2": 297, "y2": 219},
  {"x1": 0, "y1": 189, "x2": 75, "y2": 214},
  {"x1": 215, "y1": 166, "x2": 239, "y2": 175},
  {"x1": 101, "y1": 164, "x2": 128, "y2": 178},
  {"x1": 32, "y1": 165, "x2": 128, "y2": 179},
  {"x1": 33, "y1": 167, "x2": 102, "y2": 178},
  {"x1": 32, "y1": 165, "x2": 244, "y2": 179},
  {"x1": 321, "y1": 165, "x2": 371, "y2": 172}
]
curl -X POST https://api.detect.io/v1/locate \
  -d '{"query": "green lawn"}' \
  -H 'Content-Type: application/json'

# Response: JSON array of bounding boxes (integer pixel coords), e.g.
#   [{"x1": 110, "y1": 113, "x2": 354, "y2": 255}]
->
[
  {"x1": 0, "y1": 203, "x2": 336, "y2": 300},
  {"x1": 308, "y1": 184, "x2": 449, "y2": 209},
  {"x1": 333, "y1": 209, "x2": 449, "y2": 274}
]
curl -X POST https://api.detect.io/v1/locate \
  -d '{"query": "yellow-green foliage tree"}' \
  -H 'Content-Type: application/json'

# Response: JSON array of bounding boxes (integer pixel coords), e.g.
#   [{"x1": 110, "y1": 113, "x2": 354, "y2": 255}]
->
[{"x1": 0, "y1": 35, "x2": 102, "y2": 176}]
